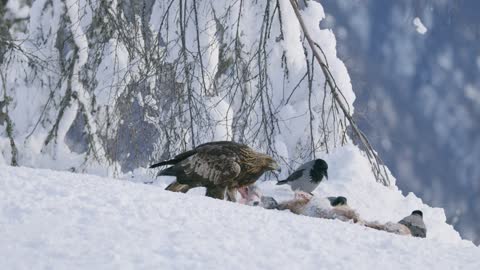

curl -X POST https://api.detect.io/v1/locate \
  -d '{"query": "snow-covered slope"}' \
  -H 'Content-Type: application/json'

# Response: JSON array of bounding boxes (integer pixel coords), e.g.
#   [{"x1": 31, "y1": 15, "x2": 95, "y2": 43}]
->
[
  {"x1": 1, "y1": 165, "x2": 479, "y2": 270},
  {"x1": 130, "y1": 144, "x2": 466, "y2": 245}
]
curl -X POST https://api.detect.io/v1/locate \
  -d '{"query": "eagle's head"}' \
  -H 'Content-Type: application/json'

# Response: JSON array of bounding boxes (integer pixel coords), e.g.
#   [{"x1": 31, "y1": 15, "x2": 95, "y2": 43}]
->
[
  {"x1": 241, "y1": 148, "x2": 281, "y2": 176},
  {"x1": 262, "y1": 156, "x2": 281, "y2": 172}
]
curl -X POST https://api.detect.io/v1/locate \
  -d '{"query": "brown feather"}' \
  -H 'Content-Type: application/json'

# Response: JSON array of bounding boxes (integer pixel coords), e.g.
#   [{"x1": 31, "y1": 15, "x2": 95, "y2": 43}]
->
[
  {"x1": 151, "y1": 141, "x2": 278, "y2": 200},
  {"x1": 165, "y1": 181, "x2": 191, "y2": 193}
]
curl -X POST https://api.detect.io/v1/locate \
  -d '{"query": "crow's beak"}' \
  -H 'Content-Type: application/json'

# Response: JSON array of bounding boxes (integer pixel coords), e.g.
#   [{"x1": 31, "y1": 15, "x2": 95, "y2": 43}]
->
[{"x1": 324, "y1": 170, "x2": 328, "y2": 180}]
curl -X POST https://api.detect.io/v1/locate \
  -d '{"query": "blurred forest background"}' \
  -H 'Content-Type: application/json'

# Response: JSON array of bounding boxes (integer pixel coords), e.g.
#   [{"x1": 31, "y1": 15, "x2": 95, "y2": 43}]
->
[{"x1": 320, "y1": 0, "x2": 480, "y2": 244}]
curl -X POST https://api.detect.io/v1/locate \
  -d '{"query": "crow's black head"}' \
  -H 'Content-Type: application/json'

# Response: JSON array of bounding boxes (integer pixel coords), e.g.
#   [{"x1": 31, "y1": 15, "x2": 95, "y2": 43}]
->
[
  {"x1": 412, "y1": 210, "x2": 423, "y2": 218},
  {"x1": 310, "y1": 159, "x2": 328, "y2": 183},
  {"x1": 328, "y1": 196, "x2": 347, "y2": 207}
]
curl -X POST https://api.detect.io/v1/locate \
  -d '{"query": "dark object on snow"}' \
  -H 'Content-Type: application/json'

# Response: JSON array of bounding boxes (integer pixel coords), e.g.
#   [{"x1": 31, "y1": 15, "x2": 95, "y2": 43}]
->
[
  {"x1": 150, "y1": 141, "x2": 280, "y2": 201},
  {"x1": 398, "y1": 210, "x2": 427, "y2": 238},
  {"x1": 328, "y1": 196, "x2": 347, "y2": 207},
  {"x1": 260, "y1": 196, "x2": 279, "y2": 209},
  {"x1": 275, "y1": 192, "x2": 361, "y2": 223},
  {"x1": 277, "y1": 159, "x2": 328, "y2": 193}
]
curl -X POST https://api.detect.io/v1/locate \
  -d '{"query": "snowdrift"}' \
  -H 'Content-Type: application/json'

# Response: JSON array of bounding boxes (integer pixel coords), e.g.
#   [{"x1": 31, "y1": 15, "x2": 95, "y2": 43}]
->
[
  {"x1": 1, "y1": 164, "x2": 478, "y2": 270},
  {"x1": 131, "y1": 145, "x2": 467, "y2": 245},
  {"x1": 1, "y1": 1, "x2": 479, "y2": 266}
]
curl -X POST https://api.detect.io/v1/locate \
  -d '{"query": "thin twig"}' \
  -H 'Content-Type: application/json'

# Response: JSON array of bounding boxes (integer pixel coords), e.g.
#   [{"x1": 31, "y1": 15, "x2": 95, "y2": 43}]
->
[{"x1": 288, "y1": 0, "x2": 391, "y2": 186}]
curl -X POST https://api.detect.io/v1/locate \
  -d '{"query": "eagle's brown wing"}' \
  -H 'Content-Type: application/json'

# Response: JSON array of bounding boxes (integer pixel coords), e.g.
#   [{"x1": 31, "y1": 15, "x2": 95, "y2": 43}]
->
[
  {"x1": 150, "y1": 141, "x2": 247, "y2": 169},
  {"x1": 149, "y1": 149, "x2": 197, "y2": 168},
  {"x1": 174, "y1": 143, "x2": 242, "y2": 186}
]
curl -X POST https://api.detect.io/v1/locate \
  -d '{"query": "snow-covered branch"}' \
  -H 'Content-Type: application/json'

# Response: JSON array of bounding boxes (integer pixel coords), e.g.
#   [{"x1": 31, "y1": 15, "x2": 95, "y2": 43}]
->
[{"x1": 0, "y1": 0, "x2": 370, "y2": 178}]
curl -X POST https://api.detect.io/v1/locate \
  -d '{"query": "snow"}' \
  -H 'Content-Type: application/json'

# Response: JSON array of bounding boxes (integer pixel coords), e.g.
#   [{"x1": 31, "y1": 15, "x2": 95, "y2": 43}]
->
[
  {"x1": 1, "y1": 0, "x2": 477, "y2": 254},
  {"x1": 413, "y1": 17, "x2": 428, "y2": 34},
  {"x1": 1, "y1": 0, "x2": 359, "y2": 175},
  {"x1": 1, "y1": 165, "x2": 479, "y2": 270},
  {"x1": 124, "y1": 144, "x2": 469, "y2": 245},
  {"x1": 6, "y1": 0, "x2": 30, "y2": 19}
]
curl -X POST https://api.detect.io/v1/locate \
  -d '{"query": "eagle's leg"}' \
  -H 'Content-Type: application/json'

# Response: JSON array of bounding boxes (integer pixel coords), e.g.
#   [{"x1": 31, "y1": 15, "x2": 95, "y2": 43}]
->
[
  {"x1": 226, "y1": 187, "x2": 237, "y2": 202},
  {"x1": 205, "y1": 185, "x2": 227, "y2": 200},
  {"x1": 165, "y1": 181, "x2": 191, "y2": 193}
]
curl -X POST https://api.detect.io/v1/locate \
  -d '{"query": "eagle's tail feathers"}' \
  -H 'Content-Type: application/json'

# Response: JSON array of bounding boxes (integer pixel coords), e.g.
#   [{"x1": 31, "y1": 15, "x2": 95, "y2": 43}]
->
[
  {"x1": 149, "y1": 161, "x2": 172, "y2": 168},
  {"x1": 158, "y1": 166, "x2": 177, "y2": 176},
  {"x1": 149, "y1": 150, "x2": 196, "y2": 168}
]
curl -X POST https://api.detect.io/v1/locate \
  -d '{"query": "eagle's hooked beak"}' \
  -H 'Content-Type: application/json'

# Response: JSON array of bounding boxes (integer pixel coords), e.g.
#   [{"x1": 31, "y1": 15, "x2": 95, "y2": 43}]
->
[{"x1": 270, "y1": 162, "x2": 282, "y2": 177}]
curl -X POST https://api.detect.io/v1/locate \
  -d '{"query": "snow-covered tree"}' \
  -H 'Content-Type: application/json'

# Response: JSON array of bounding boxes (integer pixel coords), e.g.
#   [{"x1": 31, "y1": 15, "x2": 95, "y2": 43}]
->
[{"x1": 0, "y1": 0, "x2": 388, "y2": 185}]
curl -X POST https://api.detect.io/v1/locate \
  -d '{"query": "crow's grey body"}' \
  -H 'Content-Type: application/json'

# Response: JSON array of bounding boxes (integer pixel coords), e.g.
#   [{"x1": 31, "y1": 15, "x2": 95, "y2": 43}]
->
[
  {"x1": 277, "y1": 159, "x2": 328, "y2": 193},
  {"x1": 398, "y1": 211, "x2": 427, "y2": 238}
]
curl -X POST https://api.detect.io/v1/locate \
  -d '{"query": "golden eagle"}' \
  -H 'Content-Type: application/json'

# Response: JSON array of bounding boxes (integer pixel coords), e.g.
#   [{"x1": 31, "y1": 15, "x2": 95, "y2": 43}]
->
[{"x1": 149, "y1": 141, "x2": 281, "y2": 200}]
